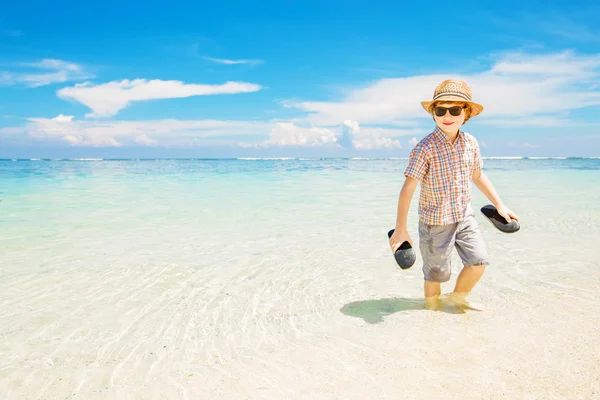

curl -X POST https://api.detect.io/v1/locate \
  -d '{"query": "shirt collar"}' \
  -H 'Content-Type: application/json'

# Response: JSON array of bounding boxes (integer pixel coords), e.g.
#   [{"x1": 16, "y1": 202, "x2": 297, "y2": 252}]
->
[{"x1": 433, "y1": 126, "x2": 464, "y2": 144}]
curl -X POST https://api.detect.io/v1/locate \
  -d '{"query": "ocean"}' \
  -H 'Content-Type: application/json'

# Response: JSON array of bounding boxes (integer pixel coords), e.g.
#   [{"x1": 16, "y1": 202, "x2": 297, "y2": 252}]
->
[{"x1": 1, "y1": 157, "x2": 599, "y2": 399}]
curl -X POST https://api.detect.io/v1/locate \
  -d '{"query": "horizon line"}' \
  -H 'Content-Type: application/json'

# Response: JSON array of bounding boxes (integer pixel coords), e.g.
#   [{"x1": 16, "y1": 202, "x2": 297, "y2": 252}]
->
[{"x1": 1, "y1": 156, "x2": 599, "y2": 161}]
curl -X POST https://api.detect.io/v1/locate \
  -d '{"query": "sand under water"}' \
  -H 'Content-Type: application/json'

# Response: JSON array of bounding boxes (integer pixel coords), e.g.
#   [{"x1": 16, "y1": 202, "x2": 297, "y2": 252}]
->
[{"x1": 1, "y1": 158, "x2": 599, "y2": 399}]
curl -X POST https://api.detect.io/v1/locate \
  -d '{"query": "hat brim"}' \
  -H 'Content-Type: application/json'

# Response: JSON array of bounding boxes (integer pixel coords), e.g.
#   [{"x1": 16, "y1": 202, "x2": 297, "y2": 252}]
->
[{"x1": 421, "y1": 95, "x2": 484, "y2": 117}]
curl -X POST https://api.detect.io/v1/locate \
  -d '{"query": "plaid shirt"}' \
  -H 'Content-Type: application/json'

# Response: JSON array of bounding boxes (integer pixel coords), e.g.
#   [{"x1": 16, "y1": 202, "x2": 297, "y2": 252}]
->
[{"x1": 404, "y1": 126, "x2": 483, "y2": 225}]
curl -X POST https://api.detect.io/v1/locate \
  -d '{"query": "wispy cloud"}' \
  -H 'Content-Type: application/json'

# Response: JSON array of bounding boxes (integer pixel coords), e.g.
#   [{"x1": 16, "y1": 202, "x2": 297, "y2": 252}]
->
[
  {"x1": 2, "y1": 115, "x2": 272, "y2": 147},
  {"x1": 57, "y1": 79, "x2": 263, "y2": 118},
  {"x1": 284, "y1": 50, "x2": 600, "y2": 127},
  {"x1": 135, "y1": 135, "x2": 158, "y2": 146},
  {"x1": 0, "y1": 58, "x2": 92, "y2": 87},
  {"x1": 508, "y1": 142, "x2": 541, "y2": 149},
  {"x1": 543, "y1": 18, "x2": 600, "y2": 42},
  {"x1": 244, "y1": 120, "x2": 412, "y2": 150},
  {"x1": 6, "y1": 50, "x2": 600, "y2": 150},
  {"x1": 2, "y1": 114, "x2": 418, "y2": 150},
  {"x1": 261, "y1": 123, "x2": 338, "y2": 147},
  {"x1": 481, "y1": 10, "x2": 600, "y2": 43},
  {"x1": 202, "y1": 56, "x2": 263, "y2": 65},
  {"x1": 478, "y1": 116, "x2": 571, "y2": 127},
  {"x1": 523, "y1": 11, "x2": 599, "y2": 42}
]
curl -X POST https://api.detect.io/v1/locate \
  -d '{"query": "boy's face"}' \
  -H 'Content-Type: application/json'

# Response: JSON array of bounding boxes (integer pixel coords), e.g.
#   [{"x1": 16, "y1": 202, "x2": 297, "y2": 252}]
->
[{"x1": 433, "y1": 101, "x2": 468, "y2": 134}]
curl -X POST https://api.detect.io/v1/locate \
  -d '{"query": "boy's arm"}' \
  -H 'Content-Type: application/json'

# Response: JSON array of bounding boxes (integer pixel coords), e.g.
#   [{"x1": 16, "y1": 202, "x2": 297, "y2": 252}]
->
[
  {"x1": 470, "y1": 138, "x2": 518, "y2": 223},
  {"x1": 472, "y1": 169, "x2": 519, "y2": 222},
  {"x1": 389, "y1": 177, "x2": 418, "y2": 251},
  {"x1": 395, "y1": 177, "x2": 419, "y2": 232},
  {"x1": 400, "y1": 144, "x2": 428, "y2": 229},
  {"x1": 390, "y1": 144, "x2": 428, "y2": 251}
]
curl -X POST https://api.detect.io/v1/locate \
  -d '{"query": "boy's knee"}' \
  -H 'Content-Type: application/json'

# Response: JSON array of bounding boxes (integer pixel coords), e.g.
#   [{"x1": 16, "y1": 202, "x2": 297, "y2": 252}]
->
[{"x1": 424, "y1": 264, "x2": 451, "y2": 282}]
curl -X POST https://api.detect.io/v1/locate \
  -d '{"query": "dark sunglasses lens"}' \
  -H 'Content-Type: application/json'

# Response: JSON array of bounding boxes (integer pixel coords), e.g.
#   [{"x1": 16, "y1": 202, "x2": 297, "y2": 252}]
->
[
  {"x1": 434, "y1": 106, "x2": 463, "y2": 116},
  {"x1": 449, "y1": 106, "x2": 462, "y2": 116}
]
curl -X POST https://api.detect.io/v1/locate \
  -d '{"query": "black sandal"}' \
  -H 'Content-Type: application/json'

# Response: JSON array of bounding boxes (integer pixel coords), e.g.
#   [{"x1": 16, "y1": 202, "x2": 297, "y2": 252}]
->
[
  {"x1": 480, "y1": 204, "x2": 520, "y2": 233},
  {"x1": 387, "y1": 229, "x2": 416, "y2": 269}
]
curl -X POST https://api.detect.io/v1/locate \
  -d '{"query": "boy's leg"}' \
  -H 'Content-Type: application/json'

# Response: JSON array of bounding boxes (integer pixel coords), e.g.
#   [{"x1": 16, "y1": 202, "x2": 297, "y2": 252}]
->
[
  {"x1": 425, "y1": 280, "x2": 441, "y2": 297},
  {"x1": 424, "y1": 280, "x2": 441, "y2": 310},
  {"x1": 451, "y1": 215, "x2": 490, "y2": 309},
  {"x1": 453, "y1": 264, "x2": 486, "y2": 294},
  {"x1": 419, "y1": 220, "x2": 456, "y2": 309}
]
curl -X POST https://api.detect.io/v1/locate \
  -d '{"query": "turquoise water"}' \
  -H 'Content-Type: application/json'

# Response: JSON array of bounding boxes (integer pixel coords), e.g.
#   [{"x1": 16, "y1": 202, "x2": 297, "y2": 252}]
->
[
  {"x1": 2, "y1": 157, "x2": 599, "y2": 260},
  {"x1": 1, "y1": 158, "x2": 599, "y2": 399}
]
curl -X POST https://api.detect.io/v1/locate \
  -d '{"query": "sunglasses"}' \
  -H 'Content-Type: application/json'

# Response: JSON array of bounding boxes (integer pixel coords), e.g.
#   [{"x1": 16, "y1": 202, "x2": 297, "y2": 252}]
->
[{"x1": 434, "y1": 106, "x2": 466, "y2": 117}]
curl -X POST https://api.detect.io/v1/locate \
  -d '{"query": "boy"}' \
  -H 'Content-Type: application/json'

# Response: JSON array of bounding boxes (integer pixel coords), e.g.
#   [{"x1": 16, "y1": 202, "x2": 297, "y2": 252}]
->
[{"x1": 389, "y1": 79, "x2": 519, "y2": 311}]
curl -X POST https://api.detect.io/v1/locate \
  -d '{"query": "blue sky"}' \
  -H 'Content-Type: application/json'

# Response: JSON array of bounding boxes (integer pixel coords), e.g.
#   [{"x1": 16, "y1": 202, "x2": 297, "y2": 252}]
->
[{"x1": 1, "y1": 0, "x2": 599, "y2": 158}]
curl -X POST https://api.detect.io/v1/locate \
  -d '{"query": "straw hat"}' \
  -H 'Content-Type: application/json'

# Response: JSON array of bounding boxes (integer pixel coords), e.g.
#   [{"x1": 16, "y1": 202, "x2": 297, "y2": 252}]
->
[{"x1": 421, "y1": 79, "x2": 484, "y2": 122}]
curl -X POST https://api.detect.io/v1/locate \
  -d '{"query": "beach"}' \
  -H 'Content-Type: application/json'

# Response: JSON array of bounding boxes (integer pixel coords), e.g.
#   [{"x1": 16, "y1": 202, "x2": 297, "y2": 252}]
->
[{"x1": 1, "y1": 158, "x2": 599, "y2": 399}]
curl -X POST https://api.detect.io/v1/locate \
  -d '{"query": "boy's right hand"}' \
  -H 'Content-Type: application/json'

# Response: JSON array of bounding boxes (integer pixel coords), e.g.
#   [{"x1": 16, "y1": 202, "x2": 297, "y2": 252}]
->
[{"x1": 389, "y1": 228, "x2": 413, "y2": 252}]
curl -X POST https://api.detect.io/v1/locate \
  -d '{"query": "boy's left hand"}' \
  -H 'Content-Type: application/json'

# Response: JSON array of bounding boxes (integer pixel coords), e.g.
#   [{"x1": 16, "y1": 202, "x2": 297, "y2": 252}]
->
[{"x1": 496, "y1": 205, "x2": 519, "y2": 223}]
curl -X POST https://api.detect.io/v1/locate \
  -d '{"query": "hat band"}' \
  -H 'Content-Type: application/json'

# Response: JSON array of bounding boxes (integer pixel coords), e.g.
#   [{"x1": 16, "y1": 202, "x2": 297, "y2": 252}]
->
[{"x1": 432, "y1": 91, "x2": 471, "y2": 101}]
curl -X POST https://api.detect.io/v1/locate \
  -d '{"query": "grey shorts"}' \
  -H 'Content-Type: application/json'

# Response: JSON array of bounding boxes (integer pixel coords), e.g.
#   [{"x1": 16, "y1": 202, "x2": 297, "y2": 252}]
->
[{"x1": 418, "y1": 214, "x2": 490, "y2": 283}]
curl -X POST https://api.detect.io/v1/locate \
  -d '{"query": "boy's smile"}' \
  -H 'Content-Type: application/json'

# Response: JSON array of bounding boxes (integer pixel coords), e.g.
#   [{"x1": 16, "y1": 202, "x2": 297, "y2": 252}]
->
[{"x1": 433, "y1": 101, "x2": 468, "y2": 136}]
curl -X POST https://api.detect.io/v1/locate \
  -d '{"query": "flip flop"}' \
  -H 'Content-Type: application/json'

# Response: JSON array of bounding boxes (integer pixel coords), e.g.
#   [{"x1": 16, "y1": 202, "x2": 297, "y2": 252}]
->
[
  {"x1": 387, "y1": 229, "x2": 416, "y2": 269},
  {"x1": 480, "y1": 204, "x2": 520, "y2": 233}
]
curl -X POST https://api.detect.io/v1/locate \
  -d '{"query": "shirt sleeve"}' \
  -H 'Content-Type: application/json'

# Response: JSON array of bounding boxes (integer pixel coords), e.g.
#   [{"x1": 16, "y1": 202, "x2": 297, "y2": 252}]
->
[{"x1": 404, "y1": 143, "x2": 429, "y2": 181}]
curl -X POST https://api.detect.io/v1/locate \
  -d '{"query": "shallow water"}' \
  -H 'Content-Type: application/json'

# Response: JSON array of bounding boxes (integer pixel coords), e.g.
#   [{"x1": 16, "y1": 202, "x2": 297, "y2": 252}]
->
[{"x1": 1, "y1": 158, "x2": 599, "y2": 399}]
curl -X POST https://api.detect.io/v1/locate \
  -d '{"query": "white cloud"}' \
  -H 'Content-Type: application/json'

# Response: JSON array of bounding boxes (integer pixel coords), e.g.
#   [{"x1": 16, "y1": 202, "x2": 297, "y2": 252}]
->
[
  {"x1": 2, "y1": 115, "x2": 272, "y2": 147},
  {"x1": 57, "y1": 79, "x2": 263, "y2": 118},
  {"x1": 286, "y1": 99, "x2": 417, "y2": 126},
  {"x1": 53, "y1": 114, "x2": 74, "y2": 123},
  {"x1": 202, "y1": 56, "x2": 263, "y2": 65},
  {"x1": 0, "y1": 72, "x2": 12, "y2": 85},
  {"x1": 135, "y1": 135, "x2": 158, "y2": 146},
  {"x1": 2, "y1": 115, "x2": 419, "y2": 150},
  {"x1": 360, "y1": 126, "x2": 423, "y2": 137},
  {"x1": 7, "y1": 50, "x2": 599, "y2": 151},
  {"x1": 488, "y1": 52, "x2": 600, "y2": 76},
  {"x1": 339, "y1": 120, "x2": 359, "y2": 148},
  {"x1": 284, "y1": 50, "x2": 600, "y2": 127},
  {"x1": 353, "y1": 136, "x2": 401, "y2": 150},
  {"x1": 508, "y1": 142, "x2": 542, "y2": 148},
  {"x1": 0, "y1": 59, "x2": 92, "y2": 87},
  {"x1": 62, "y1": 135, "x2": 122, "y2": 147},
  {"x1": 263, "y1": 122, "x2": 338, "y2": 147},
  {"x1": 340, "y1": 120, "x2": 403, "y2": 150},
  {"x1": 478, "y1": 116, "x2": 571, "y2": 127},
  {"x1": 258, "y1": 120, "x2": 404, "y2": 150}
]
